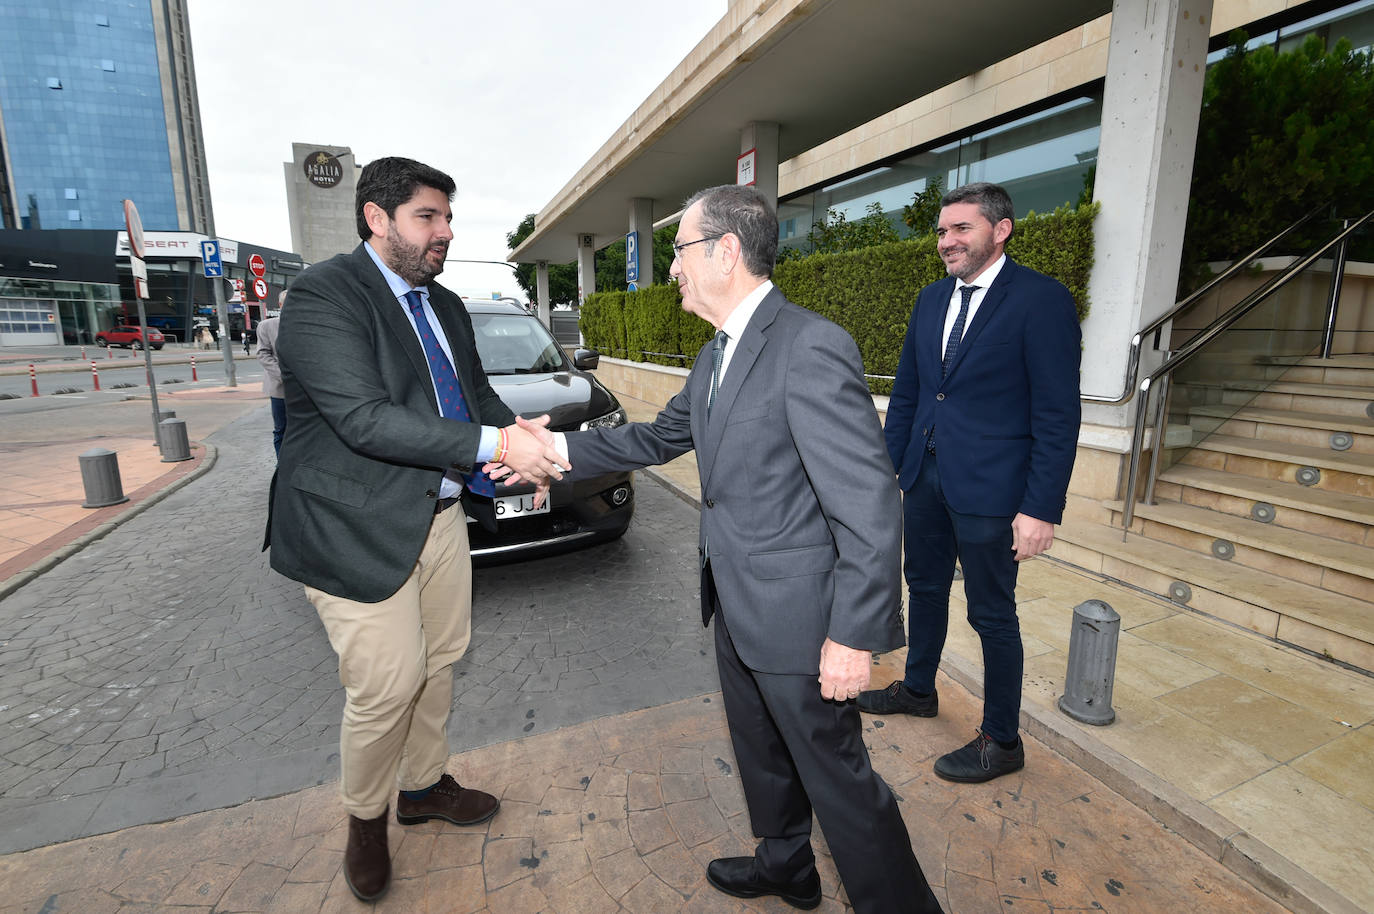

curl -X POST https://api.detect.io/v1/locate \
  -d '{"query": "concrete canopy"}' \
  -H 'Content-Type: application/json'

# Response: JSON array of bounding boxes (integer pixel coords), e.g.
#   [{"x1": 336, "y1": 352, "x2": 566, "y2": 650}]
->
[{"x1": 511, "y1": 0, "x2": 1112, "y2": 265}]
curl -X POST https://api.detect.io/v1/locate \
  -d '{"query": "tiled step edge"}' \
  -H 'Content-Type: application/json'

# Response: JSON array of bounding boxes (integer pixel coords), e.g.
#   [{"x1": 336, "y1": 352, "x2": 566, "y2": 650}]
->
[
  {"x1": 940, "y1": 644, "x2": 1366, "y2": 914},
  {"x1": 1053, "y1": 521, "x2": 1374, "y2": 648},
  {"x1": 1109, "y1": 499, "x2": 1374, "y2": 584},
  {"x1": 1187, "y1": 405, "x2": 1374, "y2": 434},
  {"x1": 1160, "y1": 464, "x2": 1374, "y2": 526},
  {"x1": 1192, "y1": 434, "x2": 1374, "y2": 476}
]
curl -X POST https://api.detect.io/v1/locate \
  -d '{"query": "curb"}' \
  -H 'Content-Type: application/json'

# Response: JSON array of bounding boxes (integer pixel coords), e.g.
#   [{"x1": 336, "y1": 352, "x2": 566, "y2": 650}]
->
[
  {"x1": 0, "y1": 442, "x2": 220, "y2": 601},
  {"x1": 641, "y1": 463, "x2": 1355, "y2": 914}
]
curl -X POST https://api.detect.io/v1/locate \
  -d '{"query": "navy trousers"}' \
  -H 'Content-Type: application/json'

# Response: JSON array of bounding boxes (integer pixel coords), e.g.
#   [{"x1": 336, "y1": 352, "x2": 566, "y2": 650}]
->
[{"x1": 901, "y1": 456, "x2": 1022, "y2": 743}]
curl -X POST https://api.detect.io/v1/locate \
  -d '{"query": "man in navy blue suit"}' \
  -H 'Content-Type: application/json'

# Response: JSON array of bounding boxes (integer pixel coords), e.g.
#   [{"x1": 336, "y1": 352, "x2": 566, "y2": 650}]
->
[{"x1": 858, "y1": 182, "x2": 1081, "y2": 783}]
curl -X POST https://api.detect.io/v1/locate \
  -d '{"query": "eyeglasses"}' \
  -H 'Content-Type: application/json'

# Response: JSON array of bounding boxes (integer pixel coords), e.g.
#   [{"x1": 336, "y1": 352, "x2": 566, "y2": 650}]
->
[{"x1": 671, "y1": 235, "x2": 722, "y2": 259}]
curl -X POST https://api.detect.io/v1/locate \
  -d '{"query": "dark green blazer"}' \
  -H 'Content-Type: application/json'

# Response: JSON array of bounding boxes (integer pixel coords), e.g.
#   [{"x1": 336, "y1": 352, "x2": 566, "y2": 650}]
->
[{"x1": 265, "y1": 244, "x2": 515, "y2": 602}]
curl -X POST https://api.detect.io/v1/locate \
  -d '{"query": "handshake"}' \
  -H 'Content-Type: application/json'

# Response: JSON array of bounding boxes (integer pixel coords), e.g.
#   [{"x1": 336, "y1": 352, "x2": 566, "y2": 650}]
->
[{"x1": 484, "y1": 415, "x2": 569, "y2": 508}]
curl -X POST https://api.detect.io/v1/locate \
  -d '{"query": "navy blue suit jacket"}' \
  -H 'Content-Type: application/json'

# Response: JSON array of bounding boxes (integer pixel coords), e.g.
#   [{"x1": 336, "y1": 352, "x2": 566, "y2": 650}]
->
[{"x1": 884, "y1": 258, "x2": 1081, "y2": 523}]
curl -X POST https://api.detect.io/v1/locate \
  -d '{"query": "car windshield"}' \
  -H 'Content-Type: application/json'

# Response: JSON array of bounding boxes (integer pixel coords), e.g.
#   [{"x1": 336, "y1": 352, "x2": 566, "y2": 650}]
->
[{"x1": 470, "y1": 312, "x2": 568, "y2": 374}]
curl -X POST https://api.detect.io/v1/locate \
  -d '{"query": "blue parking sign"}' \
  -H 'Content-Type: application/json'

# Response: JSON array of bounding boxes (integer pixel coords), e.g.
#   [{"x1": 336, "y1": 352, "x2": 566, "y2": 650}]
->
[
  {"x1": 625, "y1": 231, "x2": 638, "y2": 284},
  {"x1": 200, "y1": 240, "x2": 223, "y2": 278}
]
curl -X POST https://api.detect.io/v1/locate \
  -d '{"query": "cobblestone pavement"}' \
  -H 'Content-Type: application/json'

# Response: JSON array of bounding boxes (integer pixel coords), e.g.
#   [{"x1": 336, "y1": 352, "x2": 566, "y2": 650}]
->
[
  {"x1": 0, "y1": 405, "x2": 715, "y2": 854},
  {"x1": 0, "y1": 669, "x2": 1291, "y2": 913}
]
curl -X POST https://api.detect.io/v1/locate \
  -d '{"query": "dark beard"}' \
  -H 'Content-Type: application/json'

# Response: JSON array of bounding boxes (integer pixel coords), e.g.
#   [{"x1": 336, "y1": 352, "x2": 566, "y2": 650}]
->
[{"x1": 384, "y1": 225, "x2": 445, "y2": 286}]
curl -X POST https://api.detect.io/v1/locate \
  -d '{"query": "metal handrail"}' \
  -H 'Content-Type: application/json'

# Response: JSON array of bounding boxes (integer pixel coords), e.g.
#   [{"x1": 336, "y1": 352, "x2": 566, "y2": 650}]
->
[
  {"x1": 1119, "y1": 208, "x2": 1374, "y2": 534},
  {"x1": 1082, "y1": 204, "x2": 1328, "y2": 406}
]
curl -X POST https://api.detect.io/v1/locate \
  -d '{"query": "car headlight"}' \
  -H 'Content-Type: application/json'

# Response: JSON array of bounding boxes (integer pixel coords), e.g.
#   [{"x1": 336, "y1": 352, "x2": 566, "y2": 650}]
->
[{"x1": 581, "y1": 407, "x2": 627, "y2": 431}]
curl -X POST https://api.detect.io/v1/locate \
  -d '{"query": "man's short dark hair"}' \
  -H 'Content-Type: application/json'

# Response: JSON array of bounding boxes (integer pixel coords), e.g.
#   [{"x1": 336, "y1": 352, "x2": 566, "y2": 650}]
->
[
  {"x1": 682, "y1": 184, "x2": 779, "y2": 278},
  {"x1": 941, "y1": 182, "x2": 1015, "y2": 239},
  {"x1": 355, "y1": 157, "x2": 456, "y2": 241}
]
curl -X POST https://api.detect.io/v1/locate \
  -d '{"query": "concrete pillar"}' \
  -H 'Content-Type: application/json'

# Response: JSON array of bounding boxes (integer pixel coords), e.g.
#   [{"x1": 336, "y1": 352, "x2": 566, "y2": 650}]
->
[
  {"x1": 535, "y1": 261, "x2": 551, "y2": 327},
  {"x1": 739, "y1": 122, "x2": 780, "y2": 211},
  {"x1": 1081, "y1": 0, "x2": 1212, "y2": 427},
  {"x1": 628, "y1": 198, "x2": 654, "y2": 289},
  {"x1": 575, "y1": 233, "x2": 596, "y2": 305}
]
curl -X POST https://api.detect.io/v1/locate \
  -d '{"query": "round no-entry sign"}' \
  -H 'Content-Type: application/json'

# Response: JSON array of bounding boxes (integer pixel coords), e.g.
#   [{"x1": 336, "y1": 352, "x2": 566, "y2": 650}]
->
[
  {"x1": 252, "y1": 277, "x2": 269, "y2": 300},
  {"x1": 248, "y1": 253, "x2": 266, "y2": 278}
]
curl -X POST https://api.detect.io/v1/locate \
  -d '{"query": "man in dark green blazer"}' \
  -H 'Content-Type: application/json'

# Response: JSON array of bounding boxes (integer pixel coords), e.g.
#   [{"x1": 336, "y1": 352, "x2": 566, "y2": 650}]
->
[{"x1": 267, "y1": 157, "x2": 567, "y2": 902}]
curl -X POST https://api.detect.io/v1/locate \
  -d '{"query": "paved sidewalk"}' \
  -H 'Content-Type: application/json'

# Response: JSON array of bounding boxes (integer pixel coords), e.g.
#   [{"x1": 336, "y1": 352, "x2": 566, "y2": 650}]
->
[
  {"x1": 0, "y1": 663, "x2": 1288, "y2": 914},
  {"x1": 0, "y1": 382, "x2": 1366, "y2": 912}
]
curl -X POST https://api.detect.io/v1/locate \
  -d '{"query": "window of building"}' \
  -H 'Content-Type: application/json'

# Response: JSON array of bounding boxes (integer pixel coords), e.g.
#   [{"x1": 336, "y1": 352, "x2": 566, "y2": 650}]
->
[
  {"x1": 65, "y1": 188, "x2": 79, "y2": 200},
  {"x1": 46, "y1": 77, "x2": 62, "y2": 90},
  {"x1": 67, "y1": 209, "x2": 81, "y2": 222},
  {"x1": 95, "y1": 14, "x2": 110, "y2": 26},
  {"x1": 101, "y1": 60, "x2": 116, "y2": 72}
]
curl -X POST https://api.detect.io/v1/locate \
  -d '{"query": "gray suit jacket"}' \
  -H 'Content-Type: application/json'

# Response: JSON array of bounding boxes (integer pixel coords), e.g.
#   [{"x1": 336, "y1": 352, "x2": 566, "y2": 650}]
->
[
  {"x1": 255, "y1": 316, "x2": 282, "y2": 398},
  {"x1": 566, "y1": 288, "x2": 904, "y2": 674},
  {"x1": 266, "y1": 244, "x2": 515, "y2": 602}
]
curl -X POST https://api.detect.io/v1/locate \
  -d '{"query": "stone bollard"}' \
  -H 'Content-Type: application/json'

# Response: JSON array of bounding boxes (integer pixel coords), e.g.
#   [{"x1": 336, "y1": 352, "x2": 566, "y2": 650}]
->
[
  {"x1": 1058, "y1": 599, "x2": 1121, "y2": 726},
  {"x1": 79, "y1": 448, "x2": 130, "y2": 507},
  {"x1": 159, "y1": 418, "x2": 192, "y2": 462},
  {"x1": 155, "y1": 410, "x2": 176, "y2": 449}
]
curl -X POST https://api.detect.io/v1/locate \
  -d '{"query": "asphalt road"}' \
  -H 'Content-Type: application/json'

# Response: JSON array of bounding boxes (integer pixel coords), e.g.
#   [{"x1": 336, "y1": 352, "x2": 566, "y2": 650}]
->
[
  {"x1": 0, "y1": 355, "x2": 258, "y2": 400},
  {"x1": 0, "y1": 399, "x2": 714, "y2": 854}
]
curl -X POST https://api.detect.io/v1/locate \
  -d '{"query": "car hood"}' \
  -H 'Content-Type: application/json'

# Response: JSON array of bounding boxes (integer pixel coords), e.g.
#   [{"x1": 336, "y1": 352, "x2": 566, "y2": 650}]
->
[{"x1": 485, "y1": 369, "x2": 620, "y2": 432}]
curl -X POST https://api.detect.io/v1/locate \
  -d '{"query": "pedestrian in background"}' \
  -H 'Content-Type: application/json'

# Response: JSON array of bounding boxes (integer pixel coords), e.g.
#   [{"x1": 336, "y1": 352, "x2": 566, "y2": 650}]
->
[{"x1": 255, "y1": 291, "x2": 286, "y2": 455}]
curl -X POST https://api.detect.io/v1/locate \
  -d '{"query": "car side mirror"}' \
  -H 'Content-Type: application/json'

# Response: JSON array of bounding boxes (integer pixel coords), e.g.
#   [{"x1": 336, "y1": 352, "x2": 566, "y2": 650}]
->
[{"x1": 572, "y1": 348, "x2": 600, "y2": 371}]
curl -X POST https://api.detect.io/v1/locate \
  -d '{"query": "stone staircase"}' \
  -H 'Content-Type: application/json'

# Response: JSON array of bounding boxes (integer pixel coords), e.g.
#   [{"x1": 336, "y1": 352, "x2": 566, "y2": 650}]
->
[{"x1": 1052, "y1": 354, "x2": 1374, "y2": 673}]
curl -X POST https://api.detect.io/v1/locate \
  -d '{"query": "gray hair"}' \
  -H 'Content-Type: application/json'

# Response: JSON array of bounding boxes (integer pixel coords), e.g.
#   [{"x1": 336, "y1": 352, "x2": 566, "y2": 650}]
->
[{"x1": 682, "y1": 184, "x2": 779, "y2": 278}]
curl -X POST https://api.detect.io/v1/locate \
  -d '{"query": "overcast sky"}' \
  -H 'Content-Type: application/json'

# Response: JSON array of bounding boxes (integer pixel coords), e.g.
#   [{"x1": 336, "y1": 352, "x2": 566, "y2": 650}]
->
[{"x1": 185, "y1": 1, "x2": 726, "y2": 300}]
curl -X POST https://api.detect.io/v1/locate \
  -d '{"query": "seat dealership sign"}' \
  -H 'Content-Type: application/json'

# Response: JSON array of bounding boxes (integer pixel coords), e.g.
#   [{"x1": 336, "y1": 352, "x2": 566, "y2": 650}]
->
[{"x1": 115, "y1": 231, "x2": 238, "y2": 263}]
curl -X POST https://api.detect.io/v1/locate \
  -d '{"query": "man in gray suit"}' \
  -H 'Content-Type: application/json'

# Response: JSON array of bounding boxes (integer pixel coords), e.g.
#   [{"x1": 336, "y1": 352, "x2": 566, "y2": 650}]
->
[
  {"x1": 501, "y1": 185, "x2": 941, "y2": 913},
  {"x1": 267, "y1": 157, "x2": 567, "y2": 902}
]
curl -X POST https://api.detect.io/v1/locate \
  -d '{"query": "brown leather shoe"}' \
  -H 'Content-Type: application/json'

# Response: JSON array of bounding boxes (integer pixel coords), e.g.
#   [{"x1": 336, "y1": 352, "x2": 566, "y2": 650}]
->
[
  {"x1": 344, "y1": 809, "x2": 391, "y2": 901},
  {"x1": 396, "y1": 773, "x2": 500, "y2": 826}
]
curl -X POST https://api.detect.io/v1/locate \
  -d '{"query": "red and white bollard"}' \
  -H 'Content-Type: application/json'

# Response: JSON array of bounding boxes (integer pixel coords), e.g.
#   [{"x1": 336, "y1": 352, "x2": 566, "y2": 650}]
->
[
  {"x1": 80, "y1": 345, "x2": 87, "y2": 360},
  {"x1": 106, "y1": 346, "x2": 113, "y2": 360},
  {"x1": 91, "y1": 361, "x2": 101, "y2": 391},
  {"x1": 29, "y1": 363, "x2": 38, "y2": 397},
  {"x1": 190, "y1": 353, "x2": 198, "y2": 381}
]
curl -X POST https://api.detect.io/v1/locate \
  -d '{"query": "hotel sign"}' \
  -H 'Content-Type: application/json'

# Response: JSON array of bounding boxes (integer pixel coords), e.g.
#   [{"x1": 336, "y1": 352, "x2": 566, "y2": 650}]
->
[{"x1": 304, "y1": 151, "x2": 344, "y2": 189}]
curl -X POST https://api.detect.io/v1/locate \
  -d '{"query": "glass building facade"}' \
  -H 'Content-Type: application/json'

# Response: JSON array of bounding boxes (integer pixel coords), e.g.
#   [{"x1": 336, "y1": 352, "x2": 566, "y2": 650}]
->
[
  {"x1": 0, "y1": 1, "x2": 202, "y2": 232},
  {"x1": 777, "y1": 0, "x2": 1374, "y2": 257}
]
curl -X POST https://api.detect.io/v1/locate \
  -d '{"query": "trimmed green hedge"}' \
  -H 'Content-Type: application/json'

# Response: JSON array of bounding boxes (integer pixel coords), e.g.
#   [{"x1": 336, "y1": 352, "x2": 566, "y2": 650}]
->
[{"x1": 581, "y1": 203, "x2": 1096, "y2": 393}]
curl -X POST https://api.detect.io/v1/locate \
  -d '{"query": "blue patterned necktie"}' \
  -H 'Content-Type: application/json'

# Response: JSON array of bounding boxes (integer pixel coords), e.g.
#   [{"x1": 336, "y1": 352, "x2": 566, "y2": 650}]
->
[
  {"x1": 708, "y1": 331, "x2": 728, "y2": 416},
  {"x1": 404, "y1": 290, "x2": 495, "y2": 497},
  {"x1": 942, "y1": 285, "x2": 979, "y2": 378}
]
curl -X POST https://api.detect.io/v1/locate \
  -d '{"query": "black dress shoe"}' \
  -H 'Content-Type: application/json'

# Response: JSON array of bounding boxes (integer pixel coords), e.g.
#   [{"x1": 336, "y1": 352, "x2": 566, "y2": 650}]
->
[
  {"x1": 856, "y1": 680, "x2": 938, "y2": 717},
  {"x1": 706, "y1": 856, "x2": 822, "y2": 910},
  {"x1": 344, "y1": 809, "x2": 391, "y2": 901},
  {"x1": 396, "y1": 773, "x2": 500, "y2": 826},
  {"x1": 934, "y1": 730, "x2": 1025, "y2": 783}
]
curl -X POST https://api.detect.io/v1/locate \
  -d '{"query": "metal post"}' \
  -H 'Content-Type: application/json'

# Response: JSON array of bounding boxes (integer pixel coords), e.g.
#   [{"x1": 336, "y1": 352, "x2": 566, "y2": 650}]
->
[
  {"x1": 1120, "y1": 377, "x2": 1152, "y2": 536},
  {"x1": 135, "y1": 297, "x2": 162, "y2": 444},
  {"x1": 1143, "y1": 372, "x2": 1172, "y2": 507},
  {"x1": 1058, "y1": 600, "x2": 1121, "y2": 726},
  {"x1": 1320, "y1": 219, "x2": 1351, "y2": 359},
  {"x1": 214, "y1": 278, "x2": 237, "y2": 387}
]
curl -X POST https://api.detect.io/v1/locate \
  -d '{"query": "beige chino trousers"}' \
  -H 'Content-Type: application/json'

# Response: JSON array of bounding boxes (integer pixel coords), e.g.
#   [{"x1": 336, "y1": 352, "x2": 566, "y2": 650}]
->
[{"x1": 306, "y1": 507, "x2": 472, "y2": 819}]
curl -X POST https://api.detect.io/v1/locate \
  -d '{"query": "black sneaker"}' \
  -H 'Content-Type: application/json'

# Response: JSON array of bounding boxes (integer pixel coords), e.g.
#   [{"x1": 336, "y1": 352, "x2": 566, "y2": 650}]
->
[
  {"x1": 855, "y1": 680, "x2": 938, "y2": 717},
  {"x1": 934, "y1": 731, "x2": 1025, "y2": 783}
]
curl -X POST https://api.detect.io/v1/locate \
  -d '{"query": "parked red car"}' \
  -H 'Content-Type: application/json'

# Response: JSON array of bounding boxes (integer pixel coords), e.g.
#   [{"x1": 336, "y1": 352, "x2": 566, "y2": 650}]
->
[{"x1": 95, "y1": 325, "x2": 165, "y2": 351}]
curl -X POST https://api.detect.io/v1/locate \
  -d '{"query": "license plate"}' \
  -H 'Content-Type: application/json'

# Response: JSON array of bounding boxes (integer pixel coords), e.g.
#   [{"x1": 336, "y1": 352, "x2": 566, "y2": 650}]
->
[{"x1": 494, "y1": 492, "x2": 550, "y2": 520}]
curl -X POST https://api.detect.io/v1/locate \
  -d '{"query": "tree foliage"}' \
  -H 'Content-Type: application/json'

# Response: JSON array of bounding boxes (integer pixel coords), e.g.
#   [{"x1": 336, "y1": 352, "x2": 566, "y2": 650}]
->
[
  {"x1": 506, "y1": 214, "x2": 579, "y2": 304},
  {"x1": 1183, "y1": 33, "x2": 1374, "y2": 282},
  {"x1": 803, "y1": 202, "x2": 902, "y2": 255}
]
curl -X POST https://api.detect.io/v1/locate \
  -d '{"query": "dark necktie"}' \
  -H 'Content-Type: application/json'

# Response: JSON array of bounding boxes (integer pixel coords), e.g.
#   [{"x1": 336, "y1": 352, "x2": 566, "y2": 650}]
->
[
  {"x1": 942, "y1": 285, "x2": 979, "y2": 378},
  {"x1": 404, "y1": 290, "x2": 495, "y2": 497},
  {"x1": 927, "y1": 285, "x2": 980, "y2": 455},
  {"x1": 708, "y1": 330, "x2": 728, "y2": 416}
]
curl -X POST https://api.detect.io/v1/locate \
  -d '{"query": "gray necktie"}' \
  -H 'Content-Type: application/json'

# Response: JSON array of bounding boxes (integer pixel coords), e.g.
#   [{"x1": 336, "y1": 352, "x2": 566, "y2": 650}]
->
[{"x1": 708, "y1": 331, "x2": 728, "y2": 415}]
